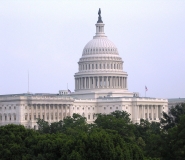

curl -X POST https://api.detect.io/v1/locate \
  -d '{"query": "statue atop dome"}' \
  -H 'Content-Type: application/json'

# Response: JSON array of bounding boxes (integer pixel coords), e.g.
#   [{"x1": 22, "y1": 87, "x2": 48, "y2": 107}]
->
[{"x1": 97, "y1": 8, "x2": 103, "y2": 23}]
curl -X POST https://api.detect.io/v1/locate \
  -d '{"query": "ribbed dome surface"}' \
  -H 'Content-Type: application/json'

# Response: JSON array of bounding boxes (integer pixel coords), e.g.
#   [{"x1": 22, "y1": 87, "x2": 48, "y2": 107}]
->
[
  {"x1": 82, "y1": 37, "x2": 119, "y2": 56},
  {"x1": 85, "y1": 38, "x2": 116, "y2": 48}
]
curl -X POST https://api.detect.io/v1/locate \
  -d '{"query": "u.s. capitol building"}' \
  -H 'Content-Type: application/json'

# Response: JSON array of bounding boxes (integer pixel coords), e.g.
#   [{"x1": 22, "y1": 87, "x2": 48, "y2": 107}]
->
[{"x1": 0, "y1": 10, "x2": 168, "y2": 129}]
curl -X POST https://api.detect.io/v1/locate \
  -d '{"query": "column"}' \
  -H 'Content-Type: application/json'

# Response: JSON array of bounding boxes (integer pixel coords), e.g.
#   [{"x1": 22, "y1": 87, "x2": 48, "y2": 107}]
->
[
  {"x1": 74, "y1": 79, "x2": 76, "y2": 90},
  {"x1": 97, "y1": 77, "x2": 99, "y2": 88},
  {"x1": 36, "y1": 105, "x2": 38, "y2": 120},
  {"x1": 106, "y1": 76, "x2": 108, "y2": 88},
  {"x1": 112, "y1": 77, "x2": 114, "y2": 88},
  {"x1": 110, "y1": 77, "x2": 112, "y2": 88},
  {"x1": 137, "y1": 106, "x2": 140, "y2": 120},
  {"x1": 89, "y1": 77, "x2": 91, "y2": 89},
  {"x1": 102, "y1": 77, "x2": 104, "y2": 88},
  {"x1": 147, "y1": 105, "x2": 149, "y2": 120},
  {"x1": 49, "y1": 105, "x2": 51, "y2": 123},
  {"x1": 31, "y1": 105, "x2": 33, "y2": 124},
  {"x1": 57, "y1": 105, "x2": 59, "y2": 121},
  {"x1": 121, "y1": 77, "x2": 123, "y2": 88},
  {"x1": 40, "y1": 104, "x2": 43, "y2": 119},
  {"x1": 143, "y1": 105, "x2": 145, "y2": 119},
  {"x1": 141, "y1": 105, "x2": 144, "y2": 119},
  {"x1": 116, "y1": 77, "x2": 117, "y2": 88},
  {"x1": 156, "y1": 105, "x2": 158, "y2": 120},
  {"x1": 44, "y1": 104, "x2": 46, "y2": 121},
  {"x1": 151, "y1": 105, "x2": 154, "y2": 120},
  {"x1": 93, "y1": 77, "x2": 95, "y2": 88},
  {"x1": 123, "y1": 77, "x2": 125, "y2": 88},
  {"x1": 84, "y1": 77, "x2": 86, "y2": 89},
  {"x1": 115, "y1": 77, "x2": 117, "y2": 88},
  {"x1": 65, "y1": 105, "x2": 67, "y2": 117},
  {"x1": 69, "y1": 105, "x2": 73, "y2": 117},
  {"x1": 78, "y1": 78, "x2": 81, "y2": 89},
  {"x1": 61, "y1": 104, "x2": 63, "y2": 120},
  {"x1": 125, "y1": 78, "x2": 127, "y2": 88}
]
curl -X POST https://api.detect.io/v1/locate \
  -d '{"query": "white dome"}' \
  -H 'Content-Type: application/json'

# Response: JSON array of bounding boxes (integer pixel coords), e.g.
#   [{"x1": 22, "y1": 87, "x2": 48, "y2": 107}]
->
[
  {"x1": 82, "y1": 37, "x2": 119, "y2": 56},
  {"x1": 84, "y1": 37, "x2": 117, "y2": 49}
]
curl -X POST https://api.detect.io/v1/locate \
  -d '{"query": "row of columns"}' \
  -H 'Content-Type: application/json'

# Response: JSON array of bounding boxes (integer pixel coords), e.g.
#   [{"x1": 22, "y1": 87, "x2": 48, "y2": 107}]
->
[
  {"x1": 75, "y1": 76, "x2": 127, "y2": 90},
  {"x1": 133, "y1": 105, "x2": 162, "y2": 121},
  {"x1": 27, "y1": 104, "x2": 73, "y2": 122},
  {"x1": 79, "y1": 63, "x2": 123, "y2": 71}
]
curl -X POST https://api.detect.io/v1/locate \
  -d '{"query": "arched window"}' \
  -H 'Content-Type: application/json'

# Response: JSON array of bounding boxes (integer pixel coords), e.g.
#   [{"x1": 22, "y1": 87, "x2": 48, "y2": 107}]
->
[
  {"x1": 14, "y1": 114, "x2": 16, "y2": 120},
  {"x1": 82, "y1": 113, "x2": 85, "y2": 117}
]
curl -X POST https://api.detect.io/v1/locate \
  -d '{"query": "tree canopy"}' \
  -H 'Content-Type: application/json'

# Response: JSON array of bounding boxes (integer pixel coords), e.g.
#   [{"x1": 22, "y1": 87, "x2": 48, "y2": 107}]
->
[{"x1": 0, "y1": 103, "x2": 184, "y2": 160}]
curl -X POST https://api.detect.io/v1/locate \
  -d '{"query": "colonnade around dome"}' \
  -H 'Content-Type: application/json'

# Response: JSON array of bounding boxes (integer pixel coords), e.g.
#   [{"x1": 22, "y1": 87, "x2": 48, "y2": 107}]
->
[
  {"x1": 75, "y1": 76, "x2": 127, "y2": 90},
  {"x1": 79, "y1": 62, "x2": 123, "y2": 71}
]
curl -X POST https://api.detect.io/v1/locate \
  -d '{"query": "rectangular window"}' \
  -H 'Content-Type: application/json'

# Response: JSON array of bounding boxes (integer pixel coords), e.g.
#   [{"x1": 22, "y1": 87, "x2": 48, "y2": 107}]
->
[
  {"x1": 5, "y1": 116, "x2": 7, "y2": 121},
  {"x1": 88, "y1": 107, "x2": 90, "y2": 110},
  {"x1": 104, "y1": 107, "x2": 106, "y2": 110},
  {"x1": 34, "y1": 115, "x2": 36, "y2": 120},
  {"x1": 25, "y1": 115, "x2": 28, "y2": 120},
  {"x1": 110, "y1": 107, "x2": 112, "y2": 109},
  {"x1": 14, "y1": 115, "x2": 16, "y2": 120},
  {"x1": 29, "y1": 115, "x2": 31, "y2": 120},
  {"x1": 88, "y1": 115, "x2": 90, "y2": 119}
]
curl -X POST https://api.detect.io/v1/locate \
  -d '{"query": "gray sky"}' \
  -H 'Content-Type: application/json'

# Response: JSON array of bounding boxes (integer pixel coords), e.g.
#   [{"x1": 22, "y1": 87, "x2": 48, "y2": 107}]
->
[{"x1": 0, "y1": 0, "x2": 184, "y2": 98}]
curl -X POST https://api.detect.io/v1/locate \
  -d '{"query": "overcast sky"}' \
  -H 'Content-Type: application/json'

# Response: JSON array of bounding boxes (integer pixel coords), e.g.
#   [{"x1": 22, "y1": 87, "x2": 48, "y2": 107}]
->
[{"x1": 0, "y1": 0, "x2": 184, "y2": 98}]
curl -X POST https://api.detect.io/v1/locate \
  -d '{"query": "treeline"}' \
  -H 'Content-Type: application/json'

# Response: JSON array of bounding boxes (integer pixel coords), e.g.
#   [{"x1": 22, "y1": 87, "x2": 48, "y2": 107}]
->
[{"x1": 0, "y1": 103, "x2": 184, "y2": 160}]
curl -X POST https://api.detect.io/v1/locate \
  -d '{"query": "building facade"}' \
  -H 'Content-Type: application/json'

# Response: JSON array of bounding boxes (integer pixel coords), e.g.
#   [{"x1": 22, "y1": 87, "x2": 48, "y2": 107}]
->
[{"x1": 0, "y1": 10, "x2": 168, "y2": 128}]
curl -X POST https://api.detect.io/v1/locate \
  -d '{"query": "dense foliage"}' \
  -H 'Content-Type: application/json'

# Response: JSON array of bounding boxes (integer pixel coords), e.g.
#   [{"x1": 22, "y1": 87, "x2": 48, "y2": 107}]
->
[{"x1": 0, "y1": 103, "x2": 184, "y2": 160}]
